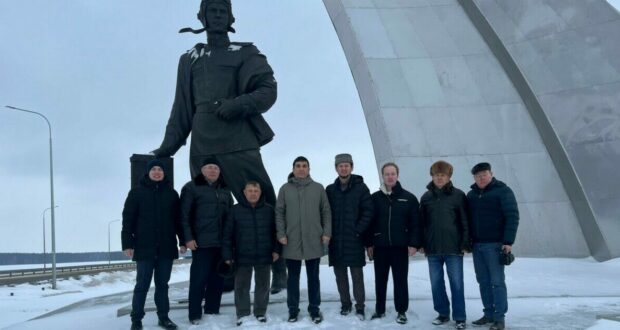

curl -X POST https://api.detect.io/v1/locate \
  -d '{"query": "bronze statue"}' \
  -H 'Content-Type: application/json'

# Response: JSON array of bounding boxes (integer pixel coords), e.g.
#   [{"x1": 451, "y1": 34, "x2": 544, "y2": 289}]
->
[
  {"x1": 152, "y1": 0, "x2": 286, "y2": 295},
  {"x1": 152, "y1": 0, "x2": 277, "y2": 206}
]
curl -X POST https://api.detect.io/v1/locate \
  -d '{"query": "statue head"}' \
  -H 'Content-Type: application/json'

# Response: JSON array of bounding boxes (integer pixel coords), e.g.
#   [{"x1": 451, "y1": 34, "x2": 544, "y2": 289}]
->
[{"x1": 198, "y1": 0, "x2": 236, "y2": 33}]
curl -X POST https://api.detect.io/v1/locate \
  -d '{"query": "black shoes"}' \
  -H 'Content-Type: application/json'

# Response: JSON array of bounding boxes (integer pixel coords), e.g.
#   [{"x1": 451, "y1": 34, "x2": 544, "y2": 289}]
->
[
  {"x1": 189, "y1": 319, "x2": 201, "y2": 325},
  {"x1": 256, "y1": 315, "x2": 267, "y2": 323},
  {"x1": 130, "y1": 321, "x2": 143, "y2": 330},
  {"x1": 433, "y1": 315, "x2": 450, "y2": 325},
  {"x1": 489, "y1": 321, "x2": 505, "y2": 330},
  {"x1": 356, "y1": 309, "x2": 366, "y2": 321},
  {"x1": 456, "y1": 320, "x2": 467, "y2": 329},
  {"x1": 311, "y1": 311, "x2": 324, "y2": 324},
  {"x1": 472, "y1": 316, "x2": 493, "y2": 326},
  {"x1": 340, "y1": 305, "x2": 352, "y2": 316},
  {"x1": 396, "y1": 313, "x2": 408, "y2": 324},
  {"x1": 288, "y1": 311, "x2": 299, "y2": 322},
  {"x1": 270, "y1": 287, "x2": 283, "y2": 295},
  {"x1": 371, "y1": 312, "x2": 385, "y2": 320},
  {"x1": 157, "y1": 318, "x2": 178, "y2": 330},
  {"x1": 235, "y1": 317, "x2": 247, "y2": 326}
]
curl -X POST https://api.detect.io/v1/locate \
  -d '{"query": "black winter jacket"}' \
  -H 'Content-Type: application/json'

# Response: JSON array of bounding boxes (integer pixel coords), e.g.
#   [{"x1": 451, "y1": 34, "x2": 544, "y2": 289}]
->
[
  {"x1": 222, "y1": 199, "x2": 281, "y2": 266},
  {"x1": 121, "y1": 175, "x2": 183, "y2": 261},
  {"x1": 467, "y1": 178, "x2": 519, "y2": 245},
  {"x1": 368, "y1": 182, "x2": 422, "y2": 248},
  {"x1": 325, "y1": 174, "x2": 374, "y2": 267},
  {"x1": 180, "y1": 174, "x2": 233, "y2": 248},
  {"x1": 420, "y1": 181, "x2": 470, "y2": 255}
]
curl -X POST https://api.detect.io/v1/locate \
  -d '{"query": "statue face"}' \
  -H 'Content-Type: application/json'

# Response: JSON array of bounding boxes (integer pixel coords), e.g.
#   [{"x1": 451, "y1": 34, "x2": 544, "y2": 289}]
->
[{"x1": 205, "y1": 2, "x2": 229, "y2": 33}]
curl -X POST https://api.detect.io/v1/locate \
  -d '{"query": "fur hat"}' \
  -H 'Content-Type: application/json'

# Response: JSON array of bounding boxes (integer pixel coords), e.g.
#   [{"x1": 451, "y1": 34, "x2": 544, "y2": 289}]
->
[
  {"x1": 430, "y1": 160, "x2": 453, "y2": 176},
  {"x1": 335, "y1": 153, "x2": 353, "y2": 166},
  {"x1": 471, "y1": 162, "x2": 492, "y2": 175}
]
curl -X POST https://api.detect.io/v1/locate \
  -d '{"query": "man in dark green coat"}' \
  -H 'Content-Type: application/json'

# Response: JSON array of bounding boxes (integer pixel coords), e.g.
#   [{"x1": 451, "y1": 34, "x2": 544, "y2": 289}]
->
[{"x1": 276, "y1": 156, "x2": 331, "y2": 324}]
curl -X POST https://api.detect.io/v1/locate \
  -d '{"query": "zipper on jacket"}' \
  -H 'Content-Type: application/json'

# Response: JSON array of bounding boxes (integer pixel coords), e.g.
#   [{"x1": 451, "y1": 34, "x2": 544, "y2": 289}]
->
[{"x1": 388, "y1": 195, "x2": 393, "y2": 246}]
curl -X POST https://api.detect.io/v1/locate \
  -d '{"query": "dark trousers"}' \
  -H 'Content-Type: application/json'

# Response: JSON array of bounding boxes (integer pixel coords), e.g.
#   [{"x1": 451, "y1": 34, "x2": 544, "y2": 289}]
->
[
  {"x1": 271, "y1": 257, "x2": 287, "y2": 290},
  {"x1": 191, "y1": 150, "x2": 287, "y2": 289},
  {"x1": 188, "y1": 247, "x2": 224, "y2": 320},
  {"x1": 373, "y1": 246, "x2": 409, "y2": 314},
  {"x1": 473, "y1": 243, "x2": 507, "y2": 322},
  {"x1": 286, "y1": 258, "x2": 321, "y2": 315},
  {"x1": 234, "y1": 264, "x2": 271, "y2": 317},
  {"x1": 333, "y1": 266, "x2": 365, "y2": 311},
  {"x1": 131, "y1": 257, "x2": 174, "y2": 322}
]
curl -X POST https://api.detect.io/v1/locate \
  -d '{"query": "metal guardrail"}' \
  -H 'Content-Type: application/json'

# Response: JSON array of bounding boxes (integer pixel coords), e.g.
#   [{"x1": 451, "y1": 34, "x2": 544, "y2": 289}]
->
[
  {"x1": 0, "y1": 259, "x2": 190, "y2": 286},
  {"x1": 0, "y1": 262, "x2": 136, "y2": 279}
]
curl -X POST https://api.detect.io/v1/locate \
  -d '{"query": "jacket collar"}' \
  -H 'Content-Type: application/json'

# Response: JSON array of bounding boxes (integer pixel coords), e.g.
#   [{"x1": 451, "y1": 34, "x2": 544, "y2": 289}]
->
[
  {"x1": 426, "y1": 180, "x2": 454, "y2": 194},
  {"x1": 380, "y1": 181, "x2": 403, "y2": 196},
  {"x1": 289, "y1": 175, "x2": 313, "y2": 187},
  {"x1": 333, "y1": 174, "x2": 364, "y2": 191},
  {"x1": 193, "y1": 173, "x2": 224, "y2": 188},
  {"x1": 470, "y1": 177, "x2": 503, "y2": 193},
  {"x1": 140, "y1": 174, "x2": 170, "y2": 190}
]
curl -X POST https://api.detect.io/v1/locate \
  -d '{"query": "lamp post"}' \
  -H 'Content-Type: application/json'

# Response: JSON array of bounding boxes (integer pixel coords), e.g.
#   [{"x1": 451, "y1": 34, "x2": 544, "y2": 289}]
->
[
  {"x1": 42, "y1": 205, "x2": 59, "y2": 270},
  {"x1": 5, "y1": 105, "x2": 58, "y2": 289},
  {"x1": 108, "y1": 219, "x2": 121, "y2": 265}
]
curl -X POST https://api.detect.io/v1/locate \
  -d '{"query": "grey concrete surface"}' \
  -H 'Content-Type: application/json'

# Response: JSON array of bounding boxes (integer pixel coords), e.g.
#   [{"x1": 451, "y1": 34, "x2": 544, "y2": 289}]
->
[{"x1": 323, "y1": 0, "x2": 620, "y2": 260}]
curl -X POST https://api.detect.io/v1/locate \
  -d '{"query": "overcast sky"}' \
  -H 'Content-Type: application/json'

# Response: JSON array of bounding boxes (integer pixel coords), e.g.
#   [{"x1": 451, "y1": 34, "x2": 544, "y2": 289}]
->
[{"x1": 0, "y1": 1, "x2": 378, "y2": 253}]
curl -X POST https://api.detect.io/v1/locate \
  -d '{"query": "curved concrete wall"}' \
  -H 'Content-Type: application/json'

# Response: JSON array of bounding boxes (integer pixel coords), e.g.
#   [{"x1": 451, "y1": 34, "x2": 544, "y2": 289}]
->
[{"x1": 323, "y1": 0, "x2": 620, "y2": 260}]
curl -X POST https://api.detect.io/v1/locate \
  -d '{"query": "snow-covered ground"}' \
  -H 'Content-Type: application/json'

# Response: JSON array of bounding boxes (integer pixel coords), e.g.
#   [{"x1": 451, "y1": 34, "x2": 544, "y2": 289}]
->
[{"x1": 1, "y1": 257, "x2": 620, "y2": 329}]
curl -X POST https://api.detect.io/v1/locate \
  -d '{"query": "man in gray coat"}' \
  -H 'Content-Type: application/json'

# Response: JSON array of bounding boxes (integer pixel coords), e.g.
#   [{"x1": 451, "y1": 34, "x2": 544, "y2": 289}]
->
[{"x1": 276, "y1": 156, "x2": 331, "y2": 324}]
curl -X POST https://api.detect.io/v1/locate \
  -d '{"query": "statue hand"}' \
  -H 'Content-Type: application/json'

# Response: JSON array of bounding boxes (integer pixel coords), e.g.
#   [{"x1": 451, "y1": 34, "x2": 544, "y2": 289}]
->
[
  {"x1": 151, "y1": 148, "x2": 170, "y2": 158},
  {"x1": 215, "y1": 98, "x2": 249, "y2": 120}
]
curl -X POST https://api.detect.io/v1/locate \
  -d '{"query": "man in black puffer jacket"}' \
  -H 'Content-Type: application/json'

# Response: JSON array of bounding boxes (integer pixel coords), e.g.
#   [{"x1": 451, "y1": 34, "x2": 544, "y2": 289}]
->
[
  {"x1": 222, "y1": 181, "x2": 281, "y2": 326},
  {"x1": 325, "y1": 154, "x2": 373, "y2": 320},
  {"x1": 180, "y1": 158, "x2": 233, "y2": 324},
  {"x1": 467, "y1": 162, "x2": 519, "y2": 330},
  {"x1": 419, "y1": 161, "x2": 469, "y2": 329},
  {"x1": 122, "y1": 159, "x2": 185, "y2": 330},
  {"x1": 367, "y1": 162, "x2": 422, "y2": 325}
]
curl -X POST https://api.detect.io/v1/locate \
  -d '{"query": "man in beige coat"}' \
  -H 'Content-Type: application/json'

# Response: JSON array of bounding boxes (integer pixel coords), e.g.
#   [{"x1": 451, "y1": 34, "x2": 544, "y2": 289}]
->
[{"x1": 276, "y1": 156, "x2": 332, "y2": 324}]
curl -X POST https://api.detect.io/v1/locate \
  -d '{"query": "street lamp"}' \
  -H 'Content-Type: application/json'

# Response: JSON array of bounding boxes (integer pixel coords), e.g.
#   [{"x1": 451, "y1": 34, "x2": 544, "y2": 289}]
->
[
  {"x1": 5, "y1": 105, "x2": 58, "y2": 289},
  {"x1": 42, "y1": 205, "x2": 59, "y2": 270},
  {"x1": 108, "y1": 219, "x2": 121, "y2": 265}
]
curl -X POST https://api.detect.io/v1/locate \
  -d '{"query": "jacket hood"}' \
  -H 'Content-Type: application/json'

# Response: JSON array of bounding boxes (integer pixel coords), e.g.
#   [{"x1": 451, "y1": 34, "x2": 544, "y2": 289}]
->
[
  {"x1": 288, "y1": 175, "x2": 313, "y2": 187},
  {"x1": 470, "y1": 177, "x2": 505, "y2": 192}
]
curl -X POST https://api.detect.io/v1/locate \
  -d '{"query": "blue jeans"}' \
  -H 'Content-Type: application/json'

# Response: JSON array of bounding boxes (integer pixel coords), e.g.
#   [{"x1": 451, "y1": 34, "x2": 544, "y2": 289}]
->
[
  {"x1": 286, "y1": 258, "x2": 321, "y2": 315},
  {"x1": 473, "y1": 243, "x2": 507, "y2": 322},
  {"x1": 428, "y1": 255, "x2": 466, "y2": 321},
  {"x1": 131, "y1": 257, "x2": 174, "y2": 322}
]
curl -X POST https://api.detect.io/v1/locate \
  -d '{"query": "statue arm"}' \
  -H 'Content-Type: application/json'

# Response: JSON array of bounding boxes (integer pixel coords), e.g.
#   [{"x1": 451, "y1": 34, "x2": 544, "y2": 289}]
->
[
  {"x1": 236, "y1": 47, "x2": 277, "y2": 115},
  {"x1": 153, "y1": 54, "x2": 194, "y2": 157}
]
